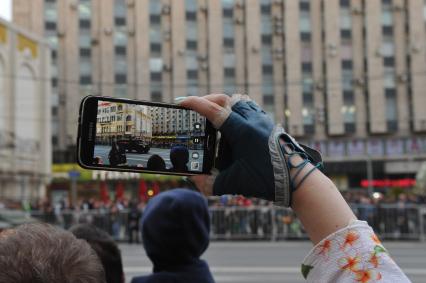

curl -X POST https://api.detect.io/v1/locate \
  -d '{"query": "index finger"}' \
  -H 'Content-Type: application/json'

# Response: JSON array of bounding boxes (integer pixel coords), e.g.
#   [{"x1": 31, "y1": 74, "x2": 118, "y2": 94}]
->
[{"x1": 179, "y1": 96, "x2": 230, "y2": 128}]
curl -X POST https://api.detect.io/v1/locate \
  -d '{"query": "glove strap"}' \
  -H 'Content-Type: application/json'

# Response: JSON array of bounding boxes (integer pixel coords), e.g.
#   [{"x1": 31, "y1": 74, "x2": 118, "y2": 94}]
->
[{"x1": 279, "y1": 138, "x2": 323, "y2": 193}]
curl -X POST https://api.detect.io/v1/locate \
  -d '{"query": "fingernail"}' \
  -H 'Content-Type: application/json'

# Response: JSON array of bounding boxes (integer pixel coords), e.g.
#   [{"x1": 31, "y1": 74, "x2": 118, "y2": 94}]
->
[{"x1": 174, "y1": 96, "x2": 187, "y2": 103}]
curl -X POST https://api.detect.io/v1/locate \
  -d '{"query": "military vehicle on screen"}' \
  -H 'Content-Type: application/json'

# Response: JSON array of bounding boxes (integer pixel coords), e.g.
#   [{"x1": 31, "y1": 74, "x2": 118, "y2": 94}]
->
[{"x1": 117, "y1": 138, "x2": 151, "y2": 154}]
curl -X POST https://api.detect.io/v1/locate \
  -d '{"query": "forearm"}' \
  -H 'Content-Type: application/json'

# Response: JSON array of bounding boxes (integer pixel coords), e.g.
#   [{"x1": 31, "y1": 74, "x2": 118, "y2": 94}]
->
[{"x1": 287, "y1": 153, "x2": 357, "y2": 245}]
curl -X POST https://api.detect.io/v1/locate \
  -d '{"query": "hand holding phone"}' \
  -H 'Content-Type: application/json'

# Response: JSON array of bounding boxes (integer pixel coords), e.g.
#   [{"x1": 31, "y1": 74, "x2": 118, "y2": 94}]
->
[{"x1": 77, "y1": 96, "x2": 217, "y2": 176}]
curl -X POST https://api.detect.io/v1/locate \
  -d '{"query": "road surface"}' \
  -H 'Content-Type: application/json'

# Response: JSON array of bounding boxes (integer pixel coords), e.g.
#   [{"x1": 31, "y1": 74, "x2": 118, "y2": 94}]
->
[
  {"x1": 121, "y1": 241, "x2": 426, "y2": 283},
  {"x1": 94, "y1": 145, "x2": 204, "y2": 171}
]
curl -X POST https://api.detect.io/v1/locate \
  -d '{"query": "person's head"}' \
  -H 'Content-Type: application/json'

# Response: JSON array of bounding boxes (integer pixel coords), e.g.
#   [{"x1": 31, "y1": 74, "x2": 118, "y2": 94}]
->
[
  {"x1": 111, "y1": 141, "x2": 118, "y2": 151},
  {"x1": 94, "y1": 156, "x2": 103, "y2": 165},
  {"x1": 170, "y1": 146, "x2": 189, "y2": 171},
  {"x1": 141, "y1": 189, "x2": 210, "y2": 270},
  {"x1": 69, "y1": 224, "x2": 124, "y2": 283},
  {"x1": 146, "y1": 154, "x2": 166, "y2": 171},
  {"x1": 0, "y1": 223, "x2": 106, "y2": 283}
]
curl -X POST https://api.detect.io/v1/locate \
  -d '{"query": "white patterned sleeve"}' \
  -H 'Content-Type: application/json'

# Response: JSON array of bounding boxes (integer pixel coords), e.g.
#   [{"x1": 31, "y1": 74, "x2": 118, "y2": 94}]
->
[{"x1": 301, "y1": 220, "x2": 411, "y2": 282}]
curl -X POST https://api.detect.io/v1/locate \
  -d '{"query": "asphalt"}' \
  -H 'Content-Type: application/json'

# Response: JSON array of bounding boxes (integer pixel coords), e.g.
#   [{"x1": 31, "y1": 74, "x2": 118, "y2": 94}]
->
[{"x1": 120, "y1": 241, "x2": 426, "y2": 283}]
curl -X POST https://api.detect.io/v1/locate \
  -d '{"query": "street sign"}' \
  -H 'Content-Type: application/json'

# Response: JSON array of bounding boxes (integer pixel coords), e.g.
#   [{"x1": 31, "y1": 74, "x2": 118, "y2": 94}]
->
[{"x1": 68, "y1": 170, "x2": 81, "y2": 179}]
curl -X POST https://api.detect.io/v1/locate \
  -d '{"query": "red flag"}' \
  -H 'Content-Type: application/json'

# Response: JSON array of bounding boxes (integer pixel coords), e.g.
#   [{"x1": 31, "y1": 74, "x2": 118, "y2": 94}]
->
[
  {"x1": 139, "y1": 179, "x2": 148, "y2": 202},
  {"x1": 115, "y1": 181, "x2": 125, "y2": 200},
  {"x1": 100, "y1": 181, "x2": 109, "y2": 203},
  {"x1": 152, "y1": 182, "x2": 160, "y2": 196}
]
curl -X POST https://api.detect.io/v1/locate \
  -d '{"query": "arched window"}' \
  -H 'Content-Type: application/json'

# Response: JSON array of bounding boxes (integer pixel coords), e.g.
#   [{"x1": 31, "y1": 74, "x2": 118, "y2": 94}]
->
[
  {"x1": 126, "y1": 115, "x2": 132, "y2": 121},
  {"x1": 15, "y1": 64, "x2": 37, "y2": 142}
]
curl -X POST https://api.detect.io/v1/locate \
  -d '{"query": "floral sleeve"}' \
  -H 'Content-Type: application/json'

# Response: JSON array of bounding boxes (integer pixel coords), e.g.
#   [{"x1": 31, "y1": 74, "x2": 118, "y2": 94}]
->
[{"x1": 301, "y1": 220, "x2": 411, "y2": 282}]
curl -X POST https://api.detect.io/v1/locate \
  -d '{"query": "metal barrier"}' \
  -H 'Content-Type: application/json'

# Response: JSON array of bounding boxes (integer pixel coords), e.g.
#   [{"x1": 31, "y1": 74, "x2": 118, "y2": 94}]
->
[{"x1": 28, "y1": 204, "x2": 426, "y2": 242}]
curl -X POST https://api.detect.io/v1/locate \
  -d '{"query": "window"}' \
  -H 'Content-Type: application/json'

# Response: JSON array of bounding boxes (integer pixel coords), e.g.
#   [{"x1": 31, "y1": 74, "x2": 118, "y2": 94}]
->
[
  {"x1": 150, "y1": 58, "x2": 163, "y2": 72},
  {"x1": 45, "y1": 2, "x2": 57, "y2": 22},
  {"x1": 79, "y1": 33, "x2": 91, "y2": 48},
  {"x1": 45, "y1": 22, "x2": 56, "y2": 30},
  {"x1": 126, "y1": 115, "x2": 132, "y2": 121},
  {"x1": 79, "y1": 19, "x2": 90, "y2": 29},
  {"x1": 384, "y1": 57, "x2": 395, "y2": 67},
  {"x1": 79, "y1": 1, "x2": 91, "y2": 20},
  {"x1": 115, "y1": 74, "x2": 127, "y2": 84},
  {"x1": 299, "y1": 11, "x2": 311, "y2": 33},
  {"x1": 80, "y1": 48, "x2": 91, "y2": 57},
  {"x1": 340, "y1": 8, "x2": 352, "y2": 30},
  {"x1": 381, "y1": 9, "x2": 393, "y2": 26},
  {"x1": 263, "y1": 95, "x2": 274, "y2": 105},
  {"x1": 114, "y1": 30, "x2": 127, "y2": 46},
  {"x1": 385, "y1": 89, "x2": 397, "y2": 122},
  {"x1": 115, "y1": 46, "x2": 126, "y2": 55},
  {"x1": 80, "y1": 76, "x2": 92, "y2": 85},
  {"x1": 187, "y1": 40, "x2": 197, "y2": 50}
]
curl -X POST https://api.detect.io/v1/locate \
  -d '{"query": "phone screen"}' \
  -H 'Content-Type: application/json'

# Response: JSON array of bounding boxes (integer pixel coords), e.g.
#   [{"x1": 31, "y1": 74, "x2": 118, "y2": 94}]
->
[{"x1": 91, "y1": 99, "x2": 207, "y2": 173}]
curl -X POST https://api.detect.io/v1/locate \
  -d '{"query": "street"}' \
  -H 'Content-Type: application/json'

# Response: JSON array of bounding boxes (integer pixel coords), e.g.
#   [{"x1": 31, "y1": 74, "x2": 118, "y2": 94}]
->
[
  {"x1": 121, "y1": 241, "x2": 426, "y2": 283},
  {"x1": 94, "y1": 145, "x2": 204, "y2": 170}
]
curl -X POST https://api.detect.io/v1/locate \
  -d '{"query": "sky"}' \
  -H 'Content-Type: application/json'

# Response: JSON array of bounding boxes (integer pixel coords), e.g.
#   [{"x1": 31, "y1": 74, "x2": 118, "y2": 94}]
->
[{"x1": 0, "y1": 0, "x2": 12, "y2": 21}]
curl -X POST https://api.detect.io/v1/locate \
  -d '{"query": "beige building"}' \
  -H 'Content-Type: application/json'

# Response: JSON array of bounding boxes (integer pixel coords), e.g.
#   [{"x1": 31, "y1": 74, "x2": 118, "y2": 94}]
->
[
  {"x1": 151, "y1": 107, "x2": 204, "y2": 135},
  {"x1": 12, "y1": 0, "x2": 426, "y2": 189},
  {"x1": 0, "y1": 18, "x2": 51, "y2": 201},
  {"x1": 96, "y1": 102, "x2": 152, "y2": 143}
]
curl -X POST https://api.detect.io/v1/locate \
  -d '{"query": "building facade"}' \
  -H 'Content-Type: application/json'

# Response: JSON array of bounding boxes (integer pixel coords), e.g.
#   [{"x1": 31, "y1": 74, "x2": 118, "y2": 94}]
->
[
  {"x1": 151, "y1": 107, "x2": 204, "y2": 135},
  {"x1": 0, "y1": 18, "x2": 52, "y2": 201},
  {"x1": 96, "y1": 102, "x2": 152, "y2": 144},
  {"x1": 12, "y1": 0, "x2": 426, "y2": 190}
]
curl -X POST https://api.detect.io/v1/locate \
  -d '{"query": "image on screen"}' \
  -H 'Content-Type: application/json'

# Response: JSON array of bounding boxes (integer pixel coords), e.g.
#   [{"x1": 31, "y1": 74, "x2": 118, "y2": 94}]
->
[{"x1": 92, "y1": 101, "x2": 206, "y2": 173}]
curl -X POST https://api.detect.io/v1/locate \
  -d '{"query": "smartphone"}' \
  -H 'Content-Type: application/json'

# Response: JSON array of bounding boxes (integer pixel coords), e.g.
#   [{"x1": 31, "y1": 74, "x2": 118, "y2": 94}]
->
[{"x1": 77, "y1": 95, "x2": 217, "y2": 175}]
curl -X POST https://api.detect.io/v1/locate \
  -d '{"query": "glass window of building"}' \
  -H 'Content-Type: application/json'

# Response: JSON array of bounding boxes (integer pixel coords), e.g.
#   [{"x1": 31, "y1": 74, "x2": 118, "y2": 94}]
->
[
  {"x1": 222, "y1": 0, "x2": 235, "y2": 93},
  {"x1": 339, "y1": 7, "x2": 351, "y2": 30},
  {"x1": 79, "y1": 32, "x2": 91, "y2": 49},
  {"x1": 79, "y1": 0, "x2": 91, "y2": 20},
  {"x1": 149, "y1": 58, "x2": 163, "y2": 73},
  {"x1": 381, "y1": 8, "x2": 393, "y2": 26},
  {"x1": 78, "y1": 0, "x2": 92, "y2": 87},
  {"x1": 44, "y1": 1, "x2": 57, "y2": 23},
  {"x1": 186, "y1": 0, "x2": 198, "y2": 96},
  {"x1": 299, "y1": 11, "x2": 311, "y2": 34}
]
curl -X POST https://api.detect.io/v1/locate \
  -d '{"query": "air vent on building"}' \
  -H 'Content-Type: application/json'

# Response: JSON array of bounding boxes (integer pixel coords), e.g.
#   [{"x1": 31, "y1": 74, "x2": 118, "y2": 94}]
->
[
  {"x1": 128, "y1": 29, "x2": 135, "y2": 36},
  {"x1": 163, "y1": 31, "x2": 171, "y2": 41},
  {"x1": 327, "y1": 43, "x2": 338, "y2": 57},
  {"x1": 104, "y1": 27, "x2": 113, "y2": 36},
  {"x1": 199, "y1": 5, "x2": 207, "y2": 13},
  {"x1": 351, "y1": 7, "x2": 363, "y2": 15},
  {"x1": 392, "y1": 4, "x2": 404, "y2": 12},
  {"x1": 315, "y1": 82, "x2": 324, "y2": 91},
  {"x1": 70, "y1": 1, "x2": 78, "y2": 10},
  {"x1": 375, "y1": 48, "x2": 383, "y2": 57},
  {"x1": 397, "y1": 74, "x2": 408, "y2": 83},
  {"x1": 177, "y1": 49, "x2": 185, "y2": 56},
  {"x1": 410, "y1": 43, "x2": 421, "y2": 54},
  {"x1": 273, "y1": 0, "x2": 282, "y2": 4},
  {"x1": 91, "y1": 36, "x2": 99, "y2": 45},
  {"x1": 57, "y1": 30, "x2": 65, "y2": 37},
  {"x1": 126, "y1": 0, "x2": 134, "y2": 7},
  {"x1": 197, "y1": 54, "x2": 207, "y2": 61},
  {"x1": 235, "y1": 0, "x2": 244, "y2": 9},
  {"x1": 273, "y1": 15, "x2": 282, "y2": 22},
  {"x1": 162, "y1": 5, "x2": 171, "y2": 15},
  {"x1": 163, "y1": 63, "x2": 172, "y2": 72},
  {"x1": 352, "y1": 78, "x2": 365, "y2": 87},
  {"x1": 234, "y1": 18, "x2": 244, "y2": 25},
  {"x1": 251, "y1": 46, "x2": 259, "y2": 53},
  {"x1": 201, "y1": 62, "x2": 208, "y2": 70}
]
